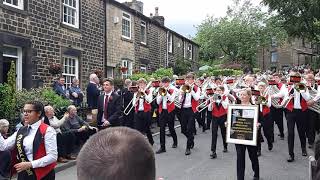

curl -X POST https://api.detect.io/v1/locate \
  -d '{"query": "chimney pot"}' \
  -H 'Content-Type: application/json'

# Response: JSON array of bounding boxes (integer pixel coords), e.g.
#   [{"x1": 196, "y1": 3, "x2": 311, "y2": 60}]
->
[{"x1": 155, "y1": 7, "x2": 159, "y2": 16}]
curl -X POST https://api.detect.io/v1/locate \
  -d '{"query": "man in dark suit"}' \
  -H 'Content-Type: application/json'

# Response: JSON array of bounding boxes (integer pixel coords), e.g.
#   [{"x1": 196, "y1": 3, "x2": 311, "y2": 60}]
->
[
  {"x1": 53, "y1": 76, "x2": 68, "y2": 98},
  {"x1": 97, "y1": 78, "x2": 122, "y2": 129},
  {"x1": 86, "y1": 74, "x2": 101, "y2": 109}
]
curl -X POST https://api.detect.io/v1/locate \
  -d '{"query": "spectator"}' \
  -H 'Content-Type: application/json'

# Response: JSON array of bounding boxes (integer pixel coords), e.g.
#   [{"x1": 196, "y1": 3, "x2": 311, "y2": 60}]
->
[
  {"x1": 77, "y1": 127, "x2": 155, "y2": 180},
  {"x1": 53, "y1": 76, "x2": 68, "y2": 98},
  {"x1": 69, "y1": 78, "x2": 84, "y2": 106},
  {"x1": 62, "y1": 105, "x2": 97, "y2": 145},
  {"x1": 0, "y1": 119, "x2": 11, "y2": 179},
  {"x1": 86, "y1": 74, "x2": 101, "y2": 109},
  {"x1": 44, "y1": 106, "x2": 76, "y2": 163},
  {"x1": 15, "y1": 113, "x2": 25, "y2": 131}
]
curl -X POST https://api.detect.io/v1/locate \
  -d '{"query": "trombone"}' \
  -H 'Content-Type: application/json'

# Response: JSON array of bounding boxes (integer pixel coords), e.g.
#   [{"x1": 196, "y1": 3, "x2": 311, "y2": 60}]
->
[
  {"x1": 123, "y1": 81, "x2": 153, "y2": 115},
  {"x1": 196, "y1": 88, "x2": 215, "y2": 112},
  {"x1": 181, "y1": 82, "x2": 195, "y2": 93}
]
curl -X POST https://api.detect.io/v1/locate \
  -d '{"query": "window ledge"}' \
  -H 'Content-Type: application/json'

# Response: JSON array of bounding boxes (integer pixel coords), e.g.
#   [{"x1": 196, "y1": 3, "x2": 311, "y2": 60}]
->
[
  {"x1": 140, "y1": 42, "x2": 148, "y2": 48},
  {"x1": 121, "y1": 37, "x2": 133, "y2": 43},
  {"x1": 0, "y1": 3, "x2": 28, "y2": 16},
  {"x1": 60, "y1": 23, "x2": 81, "y2": 33}
]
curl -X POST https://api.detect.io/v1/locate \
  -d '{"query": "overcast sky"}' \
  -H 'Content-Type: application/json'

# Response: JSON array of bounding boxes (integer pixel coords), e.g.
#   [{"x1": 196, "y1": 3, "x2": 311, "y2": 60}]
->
[{"x1": 117, "y1": 0, "x2": 262, "y2": 38}]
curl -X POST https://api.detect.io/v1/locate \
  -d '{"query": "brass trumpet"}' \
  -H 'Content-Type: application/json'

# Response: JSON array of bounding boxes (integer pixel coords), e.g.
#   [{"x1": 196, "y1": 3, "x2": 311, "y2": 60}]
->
[
  {"x1": 158, "y1": 87, "x2": 167, "y2": 96},
  {"x1": 181, "y1": 83, "x2": 194, "y2": 93},
  {"x1": 295, "y1": 83, "x2": 306, "y2": 92},
  {"x1": 256, "y1": 96, "x2": 267, "y2": 105}
]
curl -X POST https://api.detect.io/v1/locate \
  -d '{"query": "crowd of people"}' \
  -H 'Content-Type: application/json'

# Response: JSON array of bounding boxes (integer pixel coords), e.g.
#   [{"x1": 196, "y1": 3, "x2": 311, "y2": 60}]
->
[{"x1": 4, "y1": 66, "x2": 320, "y2": 179}]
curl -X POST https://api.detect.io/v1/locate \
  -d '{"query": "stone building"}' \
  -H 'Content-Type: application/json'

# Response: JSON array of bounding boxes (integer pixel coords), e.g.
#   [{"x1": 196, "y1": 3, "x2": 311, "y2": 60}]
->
[
  {"x1": 0, "y1": 0, "x2": 105, "y2": 89},
  {"x1": 106, "y1": 0, "x2": 199, "y2": 78},
  {"x1": 257, "y1": 38, "x2": 318, "y2": 71}
]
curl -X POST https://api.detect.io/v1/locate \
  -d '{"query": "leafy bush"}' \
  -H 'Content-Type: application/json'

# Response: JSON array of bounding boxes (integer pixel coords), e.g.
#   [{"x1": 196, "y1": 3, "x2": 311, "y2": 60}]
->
[
  {"x1": 151, "y1": 68, "x2": 173, "y2": 79},
  {"x1": 0, "y1": 84, "x2": 16, "y2": 123},
  {"x1": 15, "y1": 88, "x2": 71, "y2": 119},
  {"x1": 198, "y1": 69, "x2": 243, "y2": 77},
  {"x1": 130, "y1": 73, "x2": 150, "y2": 81}
]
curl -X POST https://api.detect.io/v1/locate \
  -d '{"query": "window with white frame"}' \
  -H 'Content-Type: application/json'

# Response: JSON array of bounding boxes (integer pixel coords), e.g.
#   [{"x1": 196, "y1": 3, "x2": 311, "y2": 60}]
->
[
  {"x1": 140, "y1": 64, "x2": 147, "y2": 73},
  {"x1": 3, "y1": 0, "x2": 24, "y2": 10},
  {"x1": 122, "y1": 59, "x2": 132, "y2": 78},
  {"x1": 168, "y1": 32, "x2": 173, "y2": 53},
  {"x1": 141, "y1": 21, "x2": 147, "y2": 44},
  {"x1": 271, "y1": 51, "x2": 278, "y2": 63},
  {"x1": 122, "y1": 12, "x2": 131, "y2": 39},
  {"x1": 63, "y1": 56, "x2": 79, "y2": 88},
  {"x1": 188, "y1": 44, "x2": 193, "y2": 60},
  {"x1": 3, "y1": 45, "x2": 23, "y2": 90},
  {"x1": 62, "y1": 0, "x2": 79, "y2": 28}
]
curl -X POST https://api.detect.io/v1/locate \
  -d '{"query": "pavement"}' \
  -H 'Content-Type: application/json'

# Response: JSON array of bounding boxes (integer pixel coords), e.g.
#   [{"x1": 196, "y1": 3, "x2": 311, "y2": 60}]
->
[{"x1": 54, "y1": 123, "x2": 312, "y2": 180}]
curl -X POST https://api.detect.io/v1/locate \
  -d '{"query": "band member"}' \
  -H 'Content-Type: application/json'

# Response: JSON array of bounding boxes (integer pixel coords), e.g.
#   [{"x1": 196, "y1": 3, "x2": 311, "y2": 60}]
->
[
  {"x1": 196, "y1": 78, "x2": 207, "y2": 133},
  {"x1": 272, "y1": 73, "x2": 311, "y2": 162},
  {"x1": 235, "y1": 89, "x2": 260, "y2": 180},
  {"x1": 0, "y1": 101, "x2": 57, "y2": 180},
  {"x1": 156, "y1": 77, "x2": 178, "y2": 154},
  {"x1": 255, "y1": 82, "x2": 273, "y2": 156},
  {"x1": 305, "y1": 73, "x2": 319, "y2": 148},
  {"x1": 208, "y1": 86, "x2": 229, "y2": 159},
  {"x1": 271, "y1": 73, "x2": 285, "y2": 140},
  {"x1": 179, "y1": 73, "x2": 200, "y2": 155},
  {"x1": 133, "y1": 78, "x2": 154, "y2": 145},
  {"x1": 97, "y1": 78, "x2": 122, "y2": 129},
  {"x1": 120, "y1": 79, "x2": 135, "y2": 128}
]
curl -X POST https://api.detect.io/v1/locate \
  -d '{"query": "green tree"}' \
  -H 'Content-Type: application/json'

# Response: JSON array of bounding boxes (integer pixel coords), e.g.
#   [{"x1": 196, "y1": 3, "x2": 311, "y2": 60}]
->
[
  {"x1": 172, "y1": 58, "x2": 192, "y2": 76},
  {"x1": 194, "y1": 0, "x2": 287, "y2": 68},
  {"x1": 262, "y1": 0, "x2": 320, "y2": 43}
]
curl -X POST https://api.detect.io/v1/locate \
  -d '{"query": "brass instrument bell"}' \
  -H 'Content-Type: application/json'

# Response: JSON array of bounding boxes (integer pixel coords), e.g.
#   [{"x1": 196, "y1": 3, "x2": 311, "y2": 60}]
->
[
  {"x1": 158, "y1": 87, "x2": 167, "y2": 96},
  {"x1": 181, "y1": 84, "x2": 191, "y2": 93}
]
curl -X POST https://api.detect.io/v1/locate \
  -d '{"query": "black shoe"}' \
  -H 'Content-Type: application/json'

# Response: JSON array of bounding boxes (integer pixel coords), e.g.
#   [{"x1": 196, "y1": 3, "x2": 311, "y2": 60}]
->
[
  {"x1": 223, "y1": 147, "x2": 228, "y2": 153},
  {"x1": 287, "y1": 156, "x2": 295, "y2": 162},
  {"x1": 302, "y1": 149, "x2": 307, "y2": 156},
  {"x1": 257, "y1": 150, "x2": 261, "y2": 157},
  {"x1": 210, "y1": 152, "x2": 217, "y2": 159},
  {"x1": 156, "y1": 148, "x2": 166, "y2": 154},
  {"x1": 268, "y1": 143, "x2": 273, "y2": 151},
  {"x1": 185, "y1": 149, "x2": 191, "y2": 156},
  {"x1": 172, "y1": 143, "x2": 177, "y2": 148},
  {"x1": 308, "y1": 144, "x2": 314, "y2": 149},
  {"x1": 190, "y1": 142, "x2": 194, "y2": 149},
  {"x1": 253, "y1": 177, "x2": 259, "y2": 180}
]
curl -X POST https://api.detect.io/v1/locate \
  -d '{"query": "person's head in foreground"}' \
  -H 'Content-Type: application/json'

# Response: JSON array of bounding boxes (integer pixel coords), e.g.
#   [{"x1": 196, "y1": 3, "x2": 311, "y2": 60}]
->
[{"x1": 77, "y1": 127, "x2": 155, "y2": 180}]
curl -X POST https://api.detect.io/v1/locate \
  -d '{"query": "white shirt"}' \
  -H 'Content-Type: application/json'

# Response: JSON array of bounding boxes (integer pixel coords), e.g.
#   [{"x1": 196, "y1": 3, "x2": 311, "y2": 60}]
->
[
  {"x1": 133, "y1": 90, "x2": 153, "y2": 111},
  {"x1": 179, "y1": 86, "x2": 200, "y2": 108},
  {"x1": 273, "y1": 85, "x2": 311, "y2": 109},
  {"x1": 102, "y1": 92, "x2": 112, "y2": 122},
  {"x1": 48, "y1": 116, "x2": 67, "y2": 134},
  {"x1": 0, "y1": 120, "x2": 57, "y2": 168},
  {"x1": 208, "y1": 96, "x2": 229, "y2": 111},
  {"x1": 156, "y1": 86, "x2": 176, "y2": 109}
]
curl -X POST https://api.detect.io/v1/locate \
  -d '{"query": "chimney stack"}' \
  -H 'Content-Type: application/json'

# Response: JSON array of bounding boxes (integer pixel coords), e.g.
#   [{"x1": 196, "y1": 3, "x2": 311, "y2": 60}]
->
[{"x1": 155, "y1": 7, "x2": 159, "y2": 16}]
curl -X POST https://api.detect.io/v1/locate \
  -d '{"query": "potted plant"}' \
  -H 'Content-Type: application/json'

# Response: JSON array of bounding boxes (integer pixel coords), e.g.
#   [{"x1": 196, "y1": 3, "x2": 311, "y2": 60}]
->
[
  {"x1": 48, "y1": 63, "x2": 63, "y2": 75},
  {"x1": 120, "y1": 66, "x2": 128, "y2": 73}
]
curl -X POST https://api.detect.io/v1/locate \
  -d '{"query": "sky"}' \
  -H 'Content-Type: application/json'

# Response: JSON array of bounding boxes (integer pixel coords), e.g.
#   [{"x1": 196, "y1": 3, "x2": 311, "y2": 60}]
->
[{"x1": 117, "y1": 0, "x2": 262, "y2": 38}]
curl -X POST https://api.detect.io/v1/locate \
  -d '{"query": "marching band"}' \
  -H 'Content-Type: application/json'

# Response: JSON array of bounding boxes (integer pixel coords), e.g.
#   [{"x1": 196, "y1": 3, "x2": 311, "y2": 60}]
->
[{"x1": 118, "y1": 69, "x2": 320, "y2": 179}]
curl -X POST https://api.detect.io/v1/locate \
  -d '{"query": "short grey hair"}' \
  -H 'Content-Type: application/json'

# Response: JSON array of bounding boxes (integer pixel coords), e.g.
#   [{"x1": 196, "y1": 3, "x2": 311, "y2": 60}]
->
[
  {"x1": 44, "y1": 105, "x2": 54, "y2": 112},
  {"x1": 89, "y1": 74, "x2": 98, "y2": 81},
  {"x1": 0, "y1": 119, "x2": 9, "y2": 128},
  {"x1": 72, "y1": 78, "x2": 79, "y2": 84},
  {"x1": 67, "y1": 105, "x2": 77, "y2": 112}
]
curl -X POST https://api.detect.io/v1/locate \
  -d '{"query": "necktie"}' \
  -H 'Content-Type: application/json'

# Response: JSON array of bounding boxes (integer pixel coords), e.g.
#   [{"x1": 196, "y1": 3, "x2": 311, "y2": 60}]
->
[{"x1": 104, "y1": 95, "x2": 109, "y2": 121}]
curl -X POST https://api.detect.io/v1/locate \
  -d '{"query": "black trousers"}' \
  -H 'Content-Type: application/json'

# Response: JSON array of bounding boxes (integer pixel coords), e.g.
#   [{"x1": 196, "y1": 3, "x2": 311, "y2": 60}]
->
[
  {"x1": 307, "y1": 109, "x2": 318, "y2": 145},
  {"x1": 206, "y1": 110, "x2": 212, "y2": 129},
  {"x1": 211, "y1": 115, "x2": 227, "y2": 152},
  {"x1": 285, "y1": 109, "x2": 307, "y2": 156},
  {"x1": 235, "y1": 144, "x2": 259, "y2": 180},
  {"x1": 159, "y1": 110, "x2": 177, "y2": 149},
  {"x1": 123, "y1": 111, "x2": 135, "y2": 128},
  {"x1": 271, "y1": 106, "x2": 284, "y2": 136},
  {"x1": 134, "y1": 111, "x2": 154, "y2": 145},
  {"x1": 257, "y1": 114, "x2": 273, "y2": 150},
  {"x1": 74, "y1": 129, "x2": 96, "y2": 145},
  {"x1": 0, "y1": 150, "x2": 11, "y2": 178},
  {"x1": 195, "y1": 111, "x2": 205, "y2": 132},
  {"x1": 181, "y1": 108, "x2": 195, "y2": 149},
  {"x1": 57, "y1": 132, "x2": 75, "y2": 158}
]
